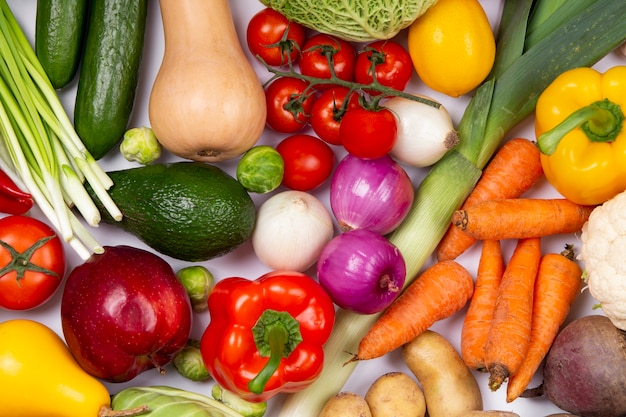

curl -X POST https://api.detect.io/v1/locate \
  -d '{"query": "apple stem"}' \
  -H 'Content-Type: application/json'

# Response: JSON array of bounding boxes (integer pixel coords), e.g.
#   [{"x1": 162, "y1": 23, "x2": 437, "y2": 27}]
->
[
  {"x1": 148, "y1": 354, "x2": 166, "y2": 375},
  {"x1": 98, "y1": 405, "x2": 150, "y2": 417}
]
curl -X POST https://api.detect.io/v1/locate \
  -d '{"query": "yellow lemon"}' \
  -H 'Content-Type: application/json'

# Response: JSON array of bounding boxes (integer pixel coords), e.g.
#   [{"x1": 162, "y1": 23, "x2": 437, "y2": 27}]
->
[{"x1": 407, "y1": 0, "x2": 496, "y2": 97}]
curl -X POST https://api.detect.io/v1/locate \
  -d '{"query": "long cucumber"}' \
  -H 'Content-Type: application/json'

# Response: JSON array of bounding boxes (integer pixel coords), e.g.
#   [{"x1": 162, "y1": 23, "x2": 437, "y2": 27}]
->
[
  {"x1": 74, "y1": 0, "x2": 148, "y2": 160},
  {"x1": 35, "y1": 0, "x2": 89, "y2": 89}
]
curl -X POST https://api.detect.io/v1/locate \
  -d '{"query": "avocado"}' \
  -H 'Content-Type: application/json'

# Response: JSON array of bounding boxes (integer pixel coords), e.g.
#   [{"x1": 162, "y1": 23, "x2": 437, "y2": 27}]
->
[{"x1": 88, "y1": 162, "x2": 256, "y2": 262}]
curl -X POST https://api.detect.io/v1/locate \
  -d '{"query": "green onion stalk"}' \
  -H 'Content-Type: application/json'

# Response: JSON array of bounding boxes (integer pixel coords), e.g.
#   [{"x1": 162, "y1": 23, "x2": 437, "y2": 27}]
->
[
  {"x1": 0, "y1": 1, "x2": 121, "y2": 259},
  {"x1": 278, "y1": 0, "x2": 626, "y2": 416}
]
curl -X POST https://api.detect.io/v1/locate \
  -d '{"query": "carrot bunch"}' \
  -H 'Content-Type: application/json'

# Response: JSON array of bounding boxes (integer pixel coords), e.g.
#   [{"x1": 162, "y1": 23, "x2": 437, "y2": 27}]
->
[
  {"x1": 461, "y1": 240, "x2": 582, "y2": 400},
  {"x1": 447, "y1": 138, "x2": 587, "y2": 399}
]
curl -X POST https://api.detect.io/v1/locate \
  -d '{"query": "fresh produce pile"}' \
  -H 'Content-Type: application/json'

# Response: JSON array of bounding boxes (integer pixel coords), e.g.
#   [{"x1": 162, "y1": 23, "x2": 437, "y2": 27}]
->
[{"x1": 1, "y1": 1, "x2": 626, "y2": 417}]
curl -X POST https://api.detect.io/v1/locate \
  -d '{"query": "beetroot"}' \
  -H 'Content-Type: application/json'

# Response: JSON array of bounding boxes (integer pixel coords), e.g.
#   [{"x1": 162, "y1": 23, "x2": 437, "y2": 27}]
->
[{"x1": 540, "y1": 315, "x2": 626, "y2": 417}]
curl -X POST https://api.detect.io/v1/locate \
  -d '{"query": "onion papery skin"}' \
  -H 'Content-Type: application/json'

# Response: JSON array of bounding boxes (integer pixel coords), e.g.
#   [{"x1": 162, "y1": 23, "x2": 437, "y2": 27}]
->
[
  {"x1": 252, "y1": 190, "x2": 334, "y2": 272},
  {"x1": 330, "y1": 154, "x2": 414, "y2": 235},
  {"x1": 317, "y1": 229, "x2": 406, "y2": 314}
]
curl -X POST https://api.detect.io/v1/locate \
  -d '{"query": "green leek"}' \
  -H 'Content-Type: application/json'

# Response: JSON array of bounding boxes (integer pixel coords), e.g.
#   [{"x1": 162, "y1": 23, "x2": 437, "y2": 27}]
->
[
  {"x1": 278, "y1": 0, "x2": 626, "y2": 415},
  {"x1": 0, "y1": 1, "x2": 120, "y2": 259}
]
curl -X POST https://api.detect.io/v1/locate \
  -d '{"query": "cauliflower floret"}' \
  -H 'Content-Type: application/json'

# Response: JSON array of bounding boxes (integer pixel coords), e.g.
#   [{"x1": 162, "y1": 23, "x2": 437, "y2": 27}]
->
[{"x1": 580, "y1": 189, "x2": 626, "y2": 330}]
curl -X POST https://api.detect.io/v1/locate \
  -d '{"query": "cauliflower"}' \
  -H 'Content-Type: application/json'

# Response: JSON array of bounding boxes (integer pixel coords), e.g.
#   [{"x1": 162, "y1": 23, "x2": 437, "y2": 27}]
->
[{"x1": 580, "y1": 189, "x2": 626, "y2": 330}]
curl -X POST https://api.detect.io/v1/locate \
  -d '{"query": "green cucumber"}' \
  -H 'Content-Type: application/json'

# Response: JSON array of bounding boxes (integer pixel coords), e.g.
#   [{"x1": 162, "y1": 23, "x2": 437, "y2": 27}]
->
[
  {"x1": 87, "y1": 162, "x2": 257, "y2": 262},
  {"x1": 35, "y1": 0, "x2": 89, "y2": 89},
  {"x1": 74, "y1": 0, "x2": 148, "y2": 160}
]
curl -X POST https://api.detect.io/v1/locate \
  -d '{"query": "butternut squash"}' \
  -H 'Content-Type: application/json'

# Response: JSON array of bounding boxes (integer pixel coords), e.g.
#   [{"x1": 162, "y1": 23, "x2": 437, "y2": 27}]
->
[{"x1": 149, "y1": 0, "x2": 267, "y2": 162}]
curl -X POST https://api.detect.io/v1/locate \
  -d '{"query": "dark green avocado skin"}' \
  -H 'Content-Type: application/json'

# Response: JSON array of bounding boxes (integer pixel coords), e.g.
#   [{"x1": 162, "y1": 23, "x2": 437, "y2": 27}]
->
[{"x1": 88, "y1": 162, "x2": 257, "y2": 262}]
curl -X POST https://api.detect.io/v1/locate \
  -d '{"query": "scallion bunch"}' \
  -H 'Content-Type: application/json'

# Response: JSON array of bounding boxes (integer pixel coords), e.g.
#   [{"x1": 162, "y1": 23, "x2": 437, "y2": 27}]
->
[{"x1": 0, "y1": 0, "x2": 120, "y2": 260}]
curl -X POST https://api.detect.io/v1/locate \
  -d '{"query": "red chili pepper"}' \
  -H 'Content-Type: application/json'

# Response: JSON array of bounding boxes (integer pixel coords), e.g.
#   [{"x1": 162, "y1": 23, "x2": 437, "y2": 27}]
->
[
  {"x1": 0, "y1": 169, "x2": 33, "y2": 215},
  {"x1": 200, "y1": 270, "x2": 336, "y2": 402}
]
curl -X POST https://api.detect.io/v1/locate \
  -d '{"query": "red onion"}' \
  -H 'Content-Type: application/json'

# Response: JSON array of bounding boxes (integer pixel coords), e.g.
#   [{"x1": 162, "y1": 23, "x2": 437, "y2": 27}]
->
[
  {"x1": 330, "y1": 154, "x2": 414, "y2": 235},
  {"x1": 317, "y1": 229, "x2": 406, "y2": 314}
]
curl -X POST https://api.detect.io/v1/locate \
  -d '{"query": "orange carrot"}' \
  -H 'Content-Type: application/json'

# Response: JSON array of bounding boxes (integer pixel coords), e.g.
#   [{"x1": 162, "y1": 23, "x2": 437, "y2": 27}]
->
[
  {"x1": 484, "y1": 237, "x2": 541, "y2": 392},
  {"x1": 351, "y1": 260, "x2": 474, "y2": 362},
  {"x1": 506, "y1": 244, "x2": 583, "y2": 402},
  {"x1": 461, "y1": 240, "x2": 505, "y2": 372},
  {"x1": 437, "y1": 138, "x2": 543, "y2": 261},
  {"x1": 452, "y1": 198, "x2": 595, "y2": 241}
]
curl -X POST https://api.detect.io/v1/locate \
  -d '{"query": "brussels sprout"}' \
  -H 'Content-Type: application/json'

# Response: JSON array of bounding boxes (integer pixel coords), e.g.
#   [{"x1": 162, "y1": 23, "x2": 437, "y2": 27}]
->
[
  {"x1": 236, "y1": 146, "x2": 284, "y2": 194},
  {"x1": 176, "y1": 265, "x2": 214, "y2": 312},
  {"x1": 120, "y1": 126, "x2": 161, "y2": 165},
  {"x1": 173, "y1": 339, "x2": 211, "y2": 381},
  {"x1": 112, "y1": 386, "x2": 246, "y2": 417},
  {"x1": 212, "y1": 384, "x2": 267, "y2": 417}
]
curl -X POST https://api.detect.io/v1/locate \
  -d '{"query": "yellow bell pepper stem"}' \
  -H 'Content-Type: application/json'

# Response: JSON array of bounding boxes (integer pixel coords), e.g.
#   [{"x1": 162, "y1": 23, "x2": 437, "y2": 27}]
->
[
  {"x1": 538, "y1": 98, "x2": 625, "y2": 155},
  {"x1": 535, "y1": 66, "x2": 626, "y2": 206}
]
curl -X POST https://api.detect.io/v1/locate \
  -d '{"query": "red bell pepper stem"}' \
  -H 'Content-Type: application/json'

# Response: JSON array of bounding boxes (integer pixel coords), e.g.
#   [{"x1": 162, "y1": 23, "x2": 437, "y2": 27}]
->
[{"x1": 248, "y1": 309, "x2": 303, "y2": 395}]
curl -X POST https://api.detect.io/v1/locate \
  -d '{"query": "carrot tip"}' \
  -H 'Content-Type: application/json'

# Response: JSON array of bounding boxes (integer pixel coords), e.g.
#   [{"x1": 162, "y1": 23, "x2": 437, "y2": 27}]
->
[
  {"x1": 487, "y1": 363, "x2": 510, "y2": 392},
  {"x1": 452, "y1": 210, "x2": 468, "y2": 230}
]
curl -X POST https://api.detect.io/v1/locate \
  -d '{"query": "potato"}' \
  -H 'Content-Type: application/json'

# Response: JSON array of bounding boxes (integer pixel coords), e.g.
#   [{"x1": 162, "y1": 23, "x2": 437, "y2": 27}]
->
[
  {"x1": 402, "y1": 330, "x2": 483, "y2": 417},
  {"x1": 319, "y1": 391, "x2": 372, "y2": 417},
  {"x1": 462, "y1": 412, "x2": 520, "y2": 417},
  {"x1": 365, "y1": 371, "x2": 426, "y2": 417}
]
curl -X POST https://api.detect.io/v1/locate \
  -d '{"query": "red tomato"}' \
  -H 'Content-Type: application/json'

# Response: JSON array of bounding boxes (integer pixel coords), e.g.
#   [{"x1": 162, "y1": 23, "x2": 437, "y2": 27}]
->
[
  {"x1": 299, "y1": 34, "x2": 356, "y2": 86},
  {"x1": 276, "y1": 134, "x2": 335, "y2": 191},
  {"x1": 0, "y1": 215, "x2": 65, "y2": 310},
  {"x1": 265, "y1": 76, "x2": 316, "y2": 133},
  {"x1": 309, "y1": 86, "x2": 361, "y2": 145},
  {"x1": 246, "y1": 8, "x2": 307, "y2": 66},
  {"x1": 355, "y1": 40, "x2": 414, "y2": 93},
  {"x1": 339, "y1": 107, "x2": 398, "y2": 159}
]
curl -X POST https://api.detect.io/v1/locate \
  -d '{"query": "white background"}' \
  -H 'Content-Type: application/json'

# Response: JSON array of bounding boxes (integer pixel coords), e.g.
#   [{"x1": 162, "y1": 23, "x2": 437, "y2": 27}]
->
[{"x1": 1, "y1": 1, "x2": 624, "y2": 416}]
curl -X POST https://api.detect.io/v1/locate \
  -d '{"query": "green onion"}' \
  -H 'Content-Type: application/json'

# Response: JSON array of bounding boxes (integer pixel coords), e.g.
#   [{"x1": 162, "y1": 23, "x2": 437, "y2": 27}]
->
[
  {"x1": 278, "y1": 0, "x2": 626, "y2": 415},
  {"x1": 0, "y1": 0, "x2": 120, "y2": 259}
]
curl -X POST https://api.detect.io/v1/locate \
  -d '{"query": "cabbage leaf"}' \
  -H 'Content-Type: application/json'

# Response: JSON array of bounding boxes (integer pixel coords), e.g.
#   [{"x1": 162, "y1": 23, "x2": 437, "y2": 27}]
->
[{"x1": 259, "y1": 0, "x2": 438, "y2": 41}]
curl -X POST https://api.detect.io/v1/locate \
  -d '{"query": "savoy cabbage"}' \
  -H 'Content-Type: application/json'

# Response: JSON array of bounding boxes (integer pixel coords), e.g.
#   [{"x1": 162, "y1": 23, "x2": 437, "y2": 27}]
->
[{"x1": 259, "y1": 0, "x2": 438, "y2": 41}]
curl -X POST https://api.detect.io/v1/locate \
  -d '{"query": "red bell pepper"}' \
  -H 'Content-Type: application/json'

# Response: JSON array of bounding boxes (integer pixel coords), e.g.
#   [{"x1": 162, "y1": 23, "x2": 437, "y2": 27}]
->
[
  {"x1": 0, "y1": 169, "x2": 33, "y2": 215},
  {"x1": 200, "y1": 270, "x2": 336, "y2": 402}
]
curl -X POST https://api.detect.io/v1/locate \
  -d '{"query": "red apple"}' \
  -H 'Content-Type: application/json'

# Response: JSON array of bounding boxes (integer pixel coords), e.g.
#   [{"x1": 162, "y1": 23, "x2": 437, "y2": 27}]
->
[{"x1": 60, "y1": 245, "x2": 193, "y2": 382}]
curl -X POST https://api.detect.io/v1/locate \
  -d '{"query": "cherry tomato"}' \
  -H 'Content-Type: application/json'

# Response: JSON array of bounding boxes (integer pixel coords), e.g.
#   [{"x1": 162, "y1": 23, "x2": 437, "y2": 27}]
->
[
  {"x1": 354, "y1": 40, "x2": 414, "y2": 93},
  {"x1": 265, "y1": 76, "x2": 316, "y2": 133},
  {"x1": 246, "y1": 8, "x2": 307, "y2": 66},
  {"x1": 309, "y1": 86, "x2": 360, "y2": 145},
  {"x1": 339, "y1": 107, "x2": 398, "y2": 159},
  {"x1": 299, "y1": 34, "x2": 356, "y2": 86},
  {"x1": 276, "y1": 134, "x2": 335, "y2": 191},
  {"x1": 0, "y1": 215, "x2": 65, "y2": 310}
]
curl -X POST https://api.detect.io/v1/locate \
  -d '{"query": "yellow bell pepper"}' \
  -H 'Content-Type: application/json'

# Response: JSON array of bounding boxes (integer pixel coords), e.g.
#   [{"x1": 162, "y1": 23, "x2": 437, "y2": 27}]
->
[
  {"x1": 535, "y1": 66, "x2": 626, "y2": 206},
  {"x1": 0, "y1": 319, "x2": 112, "y2": 417}
]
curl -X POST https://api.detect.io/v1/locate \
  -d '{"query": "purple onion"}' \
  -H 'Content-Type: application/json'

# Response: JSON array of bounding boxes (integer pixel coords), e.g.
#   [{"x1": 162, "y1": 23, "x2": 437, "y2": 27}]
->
[
  {"x1": 317, "y1": 229, "x2": 406, "y2": 314},
  {"x1": 330, "y1": 154, "x2": 414, "y2": 235}
]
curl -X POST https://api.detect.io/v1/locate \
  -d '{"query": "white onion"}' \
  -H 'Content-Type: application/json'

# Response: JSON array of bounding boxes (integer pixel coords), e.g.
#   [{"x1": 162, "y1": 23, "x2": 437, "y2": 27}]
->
[
  {"x1": 385, "y1": 95, "x2": 459, "y2": 167},
  {"x1": 252, "y1": 190, "x2": 334, "y2": 272}
]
